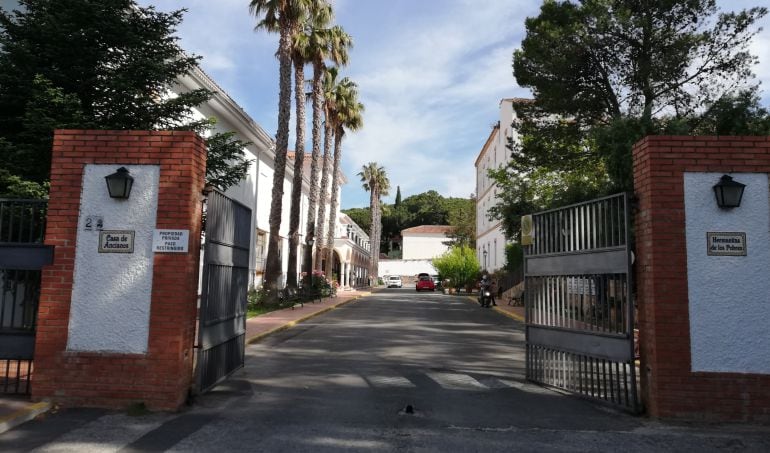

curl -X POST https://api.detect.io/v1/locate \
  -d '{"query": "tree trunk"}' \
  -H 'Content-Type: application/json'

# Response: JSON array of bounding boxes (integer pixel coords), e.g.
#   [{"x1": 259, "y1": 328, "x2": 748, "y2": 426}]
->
[
  {"x1": 264, "y1": 22, "x2": 293, "y2": 290},
  {"x1": 368, "y1": 185, "x2": 379, "y2": 283},
  {"x1": 304, "y1": 61, "x2": 324, "y2": 279},
  {"x1": 373, "y1": 196, "x2": 381, "y2": 281},
  {"x1": 286, "y1": 58, "x2": 306, "y2": 288},
  {"x1": 325, "y1": 129, "x2": 343, "y2": 282},
  {"x1": 315, "y1": 120, "x2": 333, "y2": 272}
]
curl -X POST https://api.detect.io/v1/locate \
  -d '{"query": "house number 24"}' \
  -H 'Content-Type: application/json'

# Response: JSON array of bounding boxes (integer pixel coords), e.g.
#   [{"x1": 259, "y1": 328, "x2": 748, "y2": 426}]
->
[{"x1": 85, "y1": 216, "x2": 104, "y2": 231}]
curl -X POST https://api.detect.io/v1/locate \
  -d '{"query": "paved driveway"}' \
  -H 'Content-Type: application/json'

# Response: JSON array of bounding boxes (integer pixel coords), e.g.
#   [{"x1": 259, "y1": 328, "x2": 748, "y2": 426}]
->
[{"x1": 2, "y1": 290, "x2": 769, "y2": 452}]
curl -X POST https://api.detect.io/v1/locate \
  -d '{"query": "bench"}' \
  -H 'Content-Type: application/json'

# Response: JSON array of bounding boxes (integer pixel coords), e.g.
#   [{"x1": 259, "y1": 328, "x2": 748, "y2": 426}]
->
[
  {"x1": 278, "y1": 287, "x2": 304, "y2": 309},
  {"x1": 506, "y1": 282, "x2": 525, "y2": 306},
  {"x1": 299, "y1": 285, "x2": 322, "y2": 304},
  {"x1": 279, "y1": 285, "x2": 329, "y2": 309}
]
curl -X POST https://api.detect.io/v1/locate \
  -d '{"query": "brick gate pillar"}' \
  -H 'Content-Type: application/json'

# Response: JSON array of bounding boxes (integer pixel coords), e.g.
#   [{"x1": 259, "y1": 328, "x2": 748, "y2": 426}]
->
[
  {"x1": 33, "y1": 130, "x2": 206, "y2": 410},
  {"x1": 633, "y1": 136, "x2": 770, "y2": 422}
]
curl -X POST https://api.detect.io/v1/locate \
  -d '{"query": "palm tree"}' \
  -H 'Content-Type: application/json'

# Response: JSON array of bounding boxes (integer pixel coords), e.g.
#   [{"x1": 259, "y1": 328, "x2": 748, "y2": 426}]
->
[
  {"x1": 313, "y1": 66, "x2": 339, "y2": 271},
  {"x1": 302, "y1": 22, "x2": 351, "y2": 281},
  {"x1": 249, "y1": 0, "x2": 311, "y2": 290},
  {"x1": 285, "y1": 1, "x2": 332, "y2": 288},
  {"x1": 324, "y1": 78, "x2": 363, "y2": 279},
  {"x1": 358, "y1": 162, "x2": 390, "y2": 285}
]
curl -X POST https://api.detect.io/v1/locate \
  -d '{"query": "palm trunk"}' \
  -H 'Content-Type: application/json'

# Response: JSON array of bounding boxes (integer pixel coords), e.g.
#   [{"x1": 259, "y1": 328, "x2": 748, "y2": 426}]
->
[
  {"x1": 304, "y1": 61, "x2": 324, "y2": 278},
  {"x1": 368, "y1": 186, "x2": 378, "y2": 283},
  {"x1": 325, "y1": 129, "x2": 344, "y2": 281},
  {"x1": 315, "y1": 120, "x2": 333, "y2": 271},
  {"x1": 373, "y1": 195, "x2": 382, "y2": 281},
  {"x1": 264, "y1": 22, "x2": 293, "y2": 290},
  {"x1": 286, "y1": 58, "x2": 306, "y2": 288}
]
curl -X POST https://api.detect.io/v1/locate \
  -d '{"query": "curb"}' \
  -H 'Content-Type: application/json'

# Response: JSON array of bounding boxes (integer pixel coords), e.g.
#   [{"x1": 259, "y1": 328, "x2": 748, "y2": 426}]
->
[
  {"x1": 246, "y1": 294, "x2": 367, "y2": 345},
  {"x1": 492, "y1": 306, "x2": 525, "y2": 322},
  {"x1": 0, "y1": 401, "x2": 51, "y2": 435}
]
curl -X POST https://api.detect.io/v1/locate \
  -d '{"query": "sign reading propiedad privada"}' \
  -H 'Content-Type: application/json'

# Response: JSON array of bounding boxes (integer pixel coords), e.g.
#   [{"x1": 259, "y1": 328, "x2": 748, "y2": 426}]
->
[
  {"x1": 152, "y1": 229, "x2": 189, "y2": 253},
  {"x1": 98, "y1": 230, "x2": 135, "y2": 253},
  {"x1": 707, "y1": 232, "x2": 747, "y2": 256}
]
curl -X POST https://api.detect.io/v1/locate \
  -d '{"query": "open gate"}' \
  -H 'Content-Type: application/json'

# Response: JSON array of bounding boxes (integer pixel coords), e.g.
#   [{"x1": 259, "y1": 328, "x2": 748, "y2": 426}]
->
[
  {"x1": 0, "y1": 199, "x2": 53, "y2": 394},
  {"x1": 195, "y1": 189, "x2": 251, "y2": 393},
  {"x1": 523, "y1": 193, "x2": 640, "y2": 413}
]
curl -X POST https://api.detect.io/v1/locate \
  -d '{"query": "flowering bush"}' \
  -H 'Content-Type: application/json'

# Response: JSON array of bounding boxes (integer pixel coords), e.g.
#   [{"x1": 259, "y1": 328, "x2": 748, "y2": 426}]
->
[{"x1": 304, "y1": 270, "x2": 327, "y2": 289}]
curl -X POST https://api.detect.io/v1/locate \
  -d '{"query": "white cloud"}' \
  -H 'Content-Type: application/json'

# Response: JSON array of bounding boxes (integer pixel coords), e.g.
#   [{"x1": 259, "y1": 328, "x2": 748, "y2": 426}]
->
[{"x1": 137, "y1": 0, "x2": 770, "y2": 208}]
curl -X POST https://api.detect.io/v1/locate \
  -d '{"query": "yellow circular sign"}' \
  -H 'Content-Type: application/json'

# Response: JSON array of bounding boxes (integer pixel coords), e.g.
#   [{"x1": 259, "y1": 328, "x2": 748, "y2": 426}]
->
[{"x1": 521, "y1": 215, "x2": 533, "y2": 235}]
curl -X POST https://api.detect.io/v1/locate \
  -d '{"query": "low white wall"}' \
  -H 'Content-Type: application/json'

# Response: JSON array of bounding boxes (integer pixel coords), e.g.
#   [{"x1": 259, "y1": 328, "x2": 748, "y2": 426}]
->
[
  {"x1": 684, "y1": 172, "x2": 770, "y2": 373},
  {"x1": 379, "y1": 259, "x2": 437, "y2": 278},
  {"x1": 67, "y1": 165, "x2": 159, "y2": 354}
]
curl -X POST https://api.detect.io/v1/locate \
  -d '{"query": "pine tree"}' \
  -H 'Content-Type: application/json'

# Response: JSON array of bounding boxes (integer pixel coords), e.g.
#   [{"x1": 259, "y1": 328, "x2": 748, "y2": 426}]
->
[{"x1": 0, "y1": 0, "x2": 250, "y2": 196}]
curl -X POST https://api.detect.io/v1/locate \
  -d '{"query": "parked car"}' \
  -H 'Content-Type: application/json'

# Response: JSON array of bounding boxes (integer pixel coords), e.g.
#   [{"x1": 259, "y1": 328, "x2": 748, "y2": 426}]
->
[
  {"x1": 386, "y1": 275, "x2": 402, "y2": 288},
  {"x1": 416, "y1": 273, "x2": 435, "y2": 291}
]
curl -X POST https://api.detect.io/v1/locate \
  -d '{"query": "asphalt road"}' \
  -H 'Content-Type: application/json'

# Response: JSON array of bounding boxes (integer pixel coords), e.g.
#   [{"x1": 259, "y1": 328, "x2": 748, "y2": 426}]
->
[{"x1": 2, "y1": 289, "x2": 769, "y2": 452}]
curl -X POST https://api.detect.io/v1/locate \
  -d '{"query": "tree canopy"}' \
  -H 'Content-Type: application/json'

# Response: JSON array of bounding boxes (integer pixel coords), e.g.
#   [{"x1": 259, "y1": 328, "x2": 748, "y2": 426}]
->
[
  {"x1": 343, "y1": 189, "x2": 475, "y2": 256},
  {"x1": 490, "y1": 0, "x2": 769, "y2": 240},
  {"x1": 432, "y1": 245, "x2": 480, "y2": 291},
  {"x1": 0, "y1": 0, "x2": 250, "y2": 196}
]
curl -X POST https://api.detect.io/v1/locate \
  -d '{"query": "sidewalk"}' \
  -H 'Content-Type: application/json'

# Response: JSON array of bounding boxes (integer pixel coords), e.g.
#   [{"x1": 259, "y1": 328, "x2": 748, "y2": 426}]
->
[
  {"x1": 245, "y1": 287, "x2": 372, "y2": 343},
  {"x1": 0, "y1": 396, "x2": 50, "y2": 435},
  {"x1": 491, "y1": 299, "x2": 525, "y2": 321},
  {"x1": 0, "y1": 288, "x2": 372, "y2": 435}
]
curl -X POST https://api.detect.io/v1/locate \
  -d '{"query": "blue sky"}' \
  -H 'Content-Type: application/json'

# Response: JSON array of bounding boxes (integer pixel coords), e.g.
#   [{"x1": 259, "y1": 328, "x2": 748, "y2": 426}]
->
[{"x1": 137, "y1": 0, "x2": 770, "y2": 209}]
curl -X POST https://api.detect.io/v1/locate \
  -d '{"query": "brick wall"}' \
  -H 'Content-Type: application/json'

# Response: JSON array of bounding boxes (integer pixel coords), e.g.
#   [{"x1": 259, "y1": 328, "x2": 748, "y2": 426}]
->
[
  {"x1": 33, "y1": 130, "x2": 206, "y2": 410},
  {"x1": 633, "y1": 136, "x2": 770, "y2": 422}
]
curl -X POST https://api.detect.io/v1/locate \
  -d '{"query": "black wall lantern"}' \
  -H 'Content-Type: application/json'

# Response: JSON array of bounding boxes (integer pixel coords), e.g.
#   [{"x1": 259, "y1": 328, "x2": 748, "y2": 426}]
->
[
  {"x1": 105, "y1": 167, "x2": 134, "y2": 199},
  {"x1": 713, "y1": 174, "x2": 745, "y2": 209}
]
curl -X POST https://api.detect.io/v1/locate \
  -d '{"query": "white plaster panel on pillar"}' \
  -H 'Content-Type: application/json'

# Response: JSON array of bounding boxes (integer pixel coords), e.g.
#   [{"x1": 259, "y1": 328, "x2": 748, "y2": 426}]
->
[
  {"x1": 67, "y1": 165, "x2": 160, "y2": 354},
  {"x1": 684, "y1": 172, "x2": 770, "y2": 374}
]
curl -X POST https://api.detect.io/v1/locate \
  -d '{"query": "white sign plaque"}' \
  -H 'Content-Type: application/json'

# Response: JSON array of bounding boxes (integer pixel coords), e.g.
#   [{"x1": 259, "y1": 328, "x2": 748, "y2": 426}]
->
[
  {"x1": 98, "y1": 230, "x2": 135, "y2": 253},
  {"x1": 153, "y1": 229, "x2": 190, "y2": 253},
  {"x1": 707, "y1": 232, "x2": 747, "y2": 256}
]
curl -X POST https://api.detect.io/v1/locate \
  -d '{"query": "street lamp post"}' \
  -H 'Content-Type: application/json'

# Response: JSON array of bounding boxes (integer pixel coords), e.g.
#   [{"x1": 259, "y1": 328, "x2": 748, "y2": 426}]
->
[{"x1": 303, "y1": 234, "x2": 314, "y2": 286}]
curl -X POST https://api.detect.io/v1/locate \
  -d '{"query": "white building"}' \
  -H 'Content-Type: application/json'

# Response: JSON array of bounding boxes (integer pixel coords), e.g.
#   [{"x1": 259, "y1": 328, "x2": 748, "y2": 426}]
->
[
  {"x1": 376, "y1": 225, "x2": 451, "y2": 281},
  {"x1": 475, "y1": 98, "x2": 530, "y2": 272},
  {"x1": 176, "y1": 67, "x2": 352, "y2": 288},
  {"x1": 0, "y1": 0, "x2": 366, "y2": 288},
  {"x1": 401, "y1": 225, "x2": 454, "y2": 260},
  {"x1": 333, "y1": 212, "x2": 371, "y2": 289}
]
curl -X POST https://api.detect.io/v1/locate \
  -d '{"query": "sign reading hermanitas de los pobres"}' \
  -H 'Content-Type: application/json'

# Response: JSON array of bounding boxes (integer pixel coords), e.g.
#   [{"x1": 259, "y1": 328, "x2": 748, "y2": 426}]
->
[
  {"x1": 707, "y1": 232, "x2": 747, "y2": 256},
  {"x1": 98, "y1": 230, "x2": 135, "y2": 253},
  {"x1": 521, "y1": 215, "x2": 533, "y2": 246}
]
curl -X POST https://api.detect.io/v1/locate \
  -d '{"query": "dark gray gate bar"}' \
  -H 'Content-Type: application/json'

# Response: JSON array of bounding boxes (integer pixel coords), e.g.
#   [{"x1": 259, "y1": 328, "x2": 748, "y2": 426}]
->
[
  {"x1": 1, "y1": 198, "x2": 52, "y2": 395},
  {"x1": 524, "y1": 193, "x2": 640, "y2": 413},
  {"x1": 195, "y1": 189, "x2": 251, "y2": 393}
]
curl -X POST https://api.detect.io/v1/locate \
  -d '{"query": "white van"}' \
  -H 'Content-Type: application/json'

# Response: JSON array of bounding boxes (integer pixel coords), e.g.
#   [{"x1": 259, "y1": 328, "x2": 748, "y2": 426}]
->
[{"x1": 386, "y1": 275, "x2": 402, "y2": 288}]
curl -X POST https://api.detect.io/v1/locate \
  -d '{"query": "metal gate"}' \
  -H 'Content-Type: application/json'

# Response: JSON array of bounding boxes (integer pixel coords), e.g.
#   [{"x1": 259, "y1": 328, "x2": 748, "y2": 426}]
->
[
  {"x1": 1, "y1": 199, "x2": 53, "y2": 394},
  {"x1": 195, "y1": 189, "x2": 251, "y2": 393},
  {"x1": 523, "y1": 193, "x2": 640, "y2": 413}
]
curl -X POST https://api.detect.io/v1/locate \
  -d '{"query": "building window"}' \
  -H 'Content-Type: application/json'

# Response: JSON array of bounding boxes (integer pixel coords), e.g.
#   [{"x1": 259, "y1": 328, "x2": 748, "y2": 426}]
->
[{"x1": 255, "y1": 230, "x2": 267, "y2": 271}]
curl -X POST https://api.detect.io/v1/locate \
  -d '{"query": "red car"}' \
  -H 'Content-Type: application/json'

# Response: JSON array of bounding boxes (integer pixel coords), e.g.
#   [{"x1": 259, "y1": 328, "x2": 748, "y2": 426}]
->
[{"x1": 415, "y1": 273, "x2": 435, "y2": 291}]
